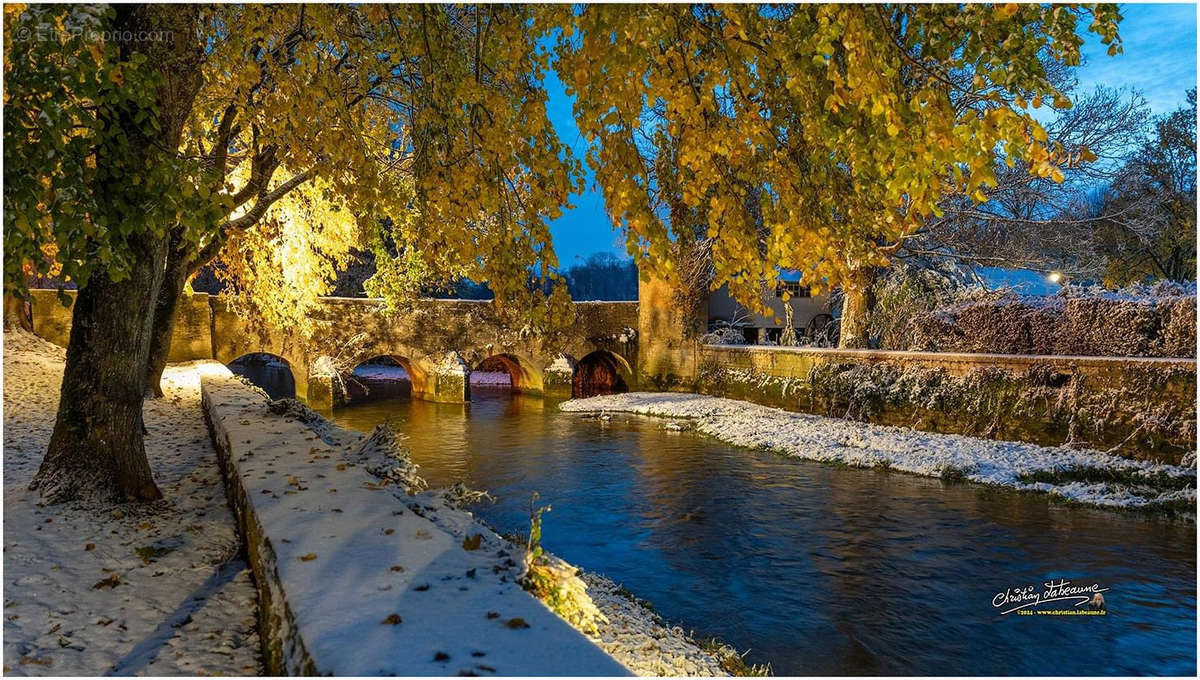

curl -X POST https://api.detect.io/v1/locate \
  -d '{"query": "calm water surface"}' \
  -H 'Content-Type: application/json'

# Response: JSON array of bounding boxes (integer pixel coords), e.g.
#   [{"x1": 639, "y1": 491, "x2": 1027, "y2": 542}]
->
[{"x1": 326, "y1": 388, "x2": 1196, "y2": 676}]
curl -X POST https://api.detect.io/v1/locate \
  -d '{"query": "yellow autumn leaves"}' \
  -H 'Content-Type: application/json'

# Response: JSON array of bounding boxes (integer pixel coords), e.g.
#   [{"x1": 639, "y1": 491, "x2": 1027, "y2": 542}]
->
[
  {"x1": 183, "y1": 5, "x2": 584, "y2": 334},
  {"x1": 552, "y1": 4, "x2": 1119, "y2": 311},
  {"x1": 5, "y1": 3, "x2": 1120, "y2": 332}
]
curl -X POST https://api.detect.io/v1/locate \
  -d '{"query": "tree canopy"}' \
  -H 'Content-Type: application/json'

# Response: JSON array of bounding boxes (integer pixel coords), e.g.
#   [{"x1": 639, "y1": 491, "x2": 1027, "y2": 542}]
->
[
  {"x1": 1, "y1": 3, "x2": 1142, "y2": 501},
  {"x1": 550, "y1": 3, "x2": 1122, "y2": 313},
  {"x1": 1094, "y1": 90, "x2": 1197, "y2": 284},
  {"x1": 7, "y1": 4, "x2": 1128, "y2": 323},
  {"x1": 5, "y1": 4, "x2": 583, "y2": 331},
  {"x1": 4, "y1": 3, "x2": 590, "y2": 502},
  {"x1": 4, "y1": 5, "x2": 228, "y2": 297}
]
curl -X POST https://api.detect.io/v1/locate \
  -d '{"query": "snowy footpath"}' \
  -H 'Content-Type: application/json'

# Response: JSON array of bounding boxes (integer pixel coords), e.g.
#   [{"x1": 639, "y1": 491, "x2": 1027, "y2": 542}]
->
[
  {"x1": 562, "y1": 392, "x2": 1196, "y2": 510},
  {"x1": 204, "y1": 370, "x2": 744, "y2": 676},
  {"x1": 3, "y1": 330, "x2": 260, "y2": 675}
]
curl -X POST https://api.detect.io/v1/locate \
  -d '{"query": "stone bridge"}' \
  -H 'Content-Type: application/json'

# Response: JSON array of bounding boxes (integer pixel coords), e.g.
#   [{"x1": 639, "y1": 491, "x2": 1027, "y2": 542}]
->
[
  {"x1": 24, "y1": 281, "x2": 1196, "y2": 459},
  {"x1": 27, "y1": 290, "x2": 639, "y2": 408}
]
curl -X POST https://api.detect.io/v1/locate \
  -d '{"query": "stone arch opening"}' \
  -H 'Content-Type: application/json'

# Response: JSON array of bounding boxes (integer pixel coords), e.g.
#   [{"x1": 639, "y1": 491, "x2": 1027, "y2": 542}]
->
[
  {"x1": 573, "y1": 350, "x2": 630, "y2": 398},
  {"x1": 228, "y1": 352, "x2": 296, "y2": 399},
  {"x1": 470, "y1": 353, "x2": 539, "y2": 394},
  {"x1": 346, "y1": 355, "x2": 421, "y2": 403}
]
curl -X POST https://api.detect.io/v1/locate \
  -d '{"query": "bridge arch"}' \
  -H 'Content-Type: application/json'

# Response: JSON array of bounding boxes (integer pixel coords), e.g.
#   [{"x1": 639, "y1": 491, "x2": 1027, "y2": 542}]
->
[
  {"x1": 344, "y1": 355, "x2": 421, "y2": 402},
  {"x1": 309, "y1": 347, "x2": 473, "y2": 409},
  {"x1": 573, "y1": 350, "x2": 631, "y2": 398},
  {"x1": 471, "y1": 353, "x2": 542, "y2": 394},
  {"x1": 227, "y1": 352, "x2": 297, "y2": 400}
]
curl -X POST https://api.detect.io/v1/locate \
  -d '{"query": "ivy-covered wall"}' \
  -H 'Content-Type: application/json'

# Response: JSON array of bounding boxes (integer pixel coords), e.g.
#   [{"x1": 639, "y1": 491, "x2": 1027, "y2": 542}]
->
[{"x1": 698, "y1": 346, "x2": 1196, "y2": 464}]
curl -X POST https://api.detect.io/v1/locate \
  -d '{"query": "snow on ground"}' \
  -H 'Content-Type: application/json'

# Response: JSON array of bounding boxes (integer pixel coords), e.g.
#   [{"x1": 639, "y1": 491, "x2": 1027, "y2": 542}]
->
[
  {"x1": 579, "y1": 572, "x2": 751, "y2": 676},
  {"x1": 561, "y1": 392, "x2": 1196, "y2": 510},
  {"x1": 355, "y1": 365, "x2": 513, "y2": 388},
  {"x1": 3, "y1": 330, "x2": 260, "y2": 676}
]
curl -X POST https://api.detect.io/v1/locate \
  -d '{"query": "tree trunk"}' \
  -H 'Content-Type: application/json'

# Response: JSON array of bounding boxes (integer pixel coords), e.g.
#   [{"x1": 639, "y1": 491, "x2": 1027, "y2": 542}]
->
[
  {"x1": 838, "y1": 266, "x2": 877, "y2": 349},
  {"x1": 144, "y1": 247, "x2": 192, "y2": 398},
  {"x1": 32, "y1": 5, "x2": 204, "y2": 504},
  {"x1": 33, "y1": 237, "x2": 169, "y2": 503}
]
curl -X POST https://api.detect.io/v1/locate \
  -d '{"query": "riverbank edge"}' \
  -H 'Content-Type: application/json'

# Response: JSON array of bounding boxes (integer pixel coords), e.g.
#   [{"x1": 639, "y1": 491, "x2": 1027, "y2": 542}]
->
[
  {"x1": 477, "y1": 520, "x2": 768, "y2": 677},
  {"x1": 200, "y1": 368, "x2": 317, "y2": 675},
  {"x1": 559, "y1": 392, "x2": 1196, "y2": 514}
]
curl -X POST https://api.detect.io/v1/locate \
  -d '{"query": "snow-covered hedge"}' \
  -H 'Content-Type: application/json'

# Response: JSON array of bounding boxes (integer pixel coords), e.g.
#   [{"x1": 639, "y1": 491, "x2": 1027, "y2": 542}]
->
[
  {"x1": 700, "y1": 326, "x2": 748, "y2": 345},
  {"x1": 907, "y1": 281, "x2": 1196, "y2": 357}
]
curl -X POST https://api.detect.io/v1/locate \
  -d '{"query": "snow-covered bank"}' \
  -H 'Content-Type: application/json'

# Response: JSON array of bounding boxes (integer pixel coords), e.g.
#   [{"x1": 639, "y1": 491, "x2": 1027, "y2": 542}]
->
[
  {"x1": 578, "y1": 571, "x2": 762, "y2": 676},
  {"x1": 352, "y1": 363, "x2": 409, "y2": 381},
  {"x1": 2, "y1": 330, "x2": 260, "y2": 675},
  {"x1": 561, "y1": 392, "x2": 1196, "y2": 510}
]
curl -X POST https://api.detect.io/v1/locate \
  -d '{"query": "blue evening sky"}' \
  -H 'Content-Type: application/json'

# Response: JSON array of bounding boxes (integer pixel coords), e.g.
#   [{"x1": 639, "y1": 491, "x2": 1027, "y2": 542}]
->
[{"x1": 544, "y1": 3, "x2": 1198, "y2": 266}]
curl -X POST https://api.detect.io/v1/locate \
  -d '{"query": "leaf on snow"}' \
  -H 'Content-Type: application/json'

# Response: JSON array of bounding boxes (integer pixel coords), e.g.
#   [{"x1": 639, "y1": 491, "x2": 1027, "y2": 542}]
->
[{"x1": 92, "y1": 574, "x2": 121, "y2": 589}]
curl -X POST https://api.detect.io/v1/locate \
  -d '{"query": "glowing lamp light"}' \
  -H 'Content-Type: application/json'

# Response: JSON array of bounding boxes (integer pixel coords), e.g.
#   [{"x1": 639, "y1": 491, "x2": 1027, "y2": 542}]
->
[{"x1": 1047, "y1": 271, "x2": 1063, "y2": 284}]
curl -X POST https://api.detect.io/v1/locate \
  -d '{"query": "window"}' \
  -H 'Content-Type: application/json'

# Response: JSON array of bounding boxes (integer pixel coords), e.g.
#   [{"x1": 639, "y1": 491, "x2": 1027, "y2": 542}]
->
[{"x1": 775, "y1": 281, "x2": 811, "y2": 298}]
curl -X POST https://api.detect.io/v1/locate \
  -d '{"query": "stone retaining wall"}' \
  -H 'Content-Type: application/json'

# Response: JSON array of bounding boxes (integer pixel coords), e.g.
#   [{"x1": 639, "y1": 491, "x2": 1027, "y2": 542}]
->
[
  {"x1": 699, "y1": 345, "x2": 1196, "y2": 463},
  {"x1": 200, "y1": 365, "x2": 630, "y2": 676}
]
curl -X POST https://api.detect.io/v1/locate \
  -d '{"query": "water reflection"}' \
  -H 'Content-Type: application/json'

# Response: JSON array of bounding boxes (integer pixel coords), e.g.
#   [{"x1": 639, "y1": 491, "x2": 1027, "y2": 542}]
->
[
  {"x1": 228, "y1": 353, "x2": 295, "y2": 399},
  {"x1": 347, "y1": 359, "x2": 411, "y2": 401},
  {"x1": 328, "y1": 390, "x2": 1197, "y2": 676}
]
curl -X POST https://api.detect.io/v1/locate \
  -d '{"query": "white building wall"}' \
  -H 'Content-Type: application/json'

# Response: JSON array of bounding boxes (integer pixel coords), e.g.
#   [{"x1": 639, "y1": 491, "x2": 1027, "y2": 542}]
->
[{"x1": 706, "y1": 283, "x2": 830, "y2": 329}]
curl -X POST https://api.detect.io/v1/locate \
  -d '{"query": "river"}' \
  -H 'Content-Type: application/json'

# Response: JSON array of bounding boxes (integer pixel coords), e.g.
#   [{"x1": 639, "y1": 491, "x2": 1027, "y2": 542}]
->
[{"x1": 316, "y1": 386, "x2": 1195, "y2": 675}]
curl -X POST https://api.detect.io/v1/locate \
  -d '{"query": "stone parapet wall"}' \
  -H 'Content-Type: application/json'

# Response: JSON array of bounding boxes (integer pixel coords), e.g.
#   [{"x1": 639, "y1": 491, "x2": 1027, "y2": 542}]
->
[
  {"x1": 27, "y1": 290, "x2": 73, "y2": 348},
  {"x1": 201, "y1": 366, "x2": 631, "y2": 676},
  {"x1": 29, "y1": 289, "x2": 215, "y2": 362},
  {"x1": 699, "y1": 345, "x2": 1196, "y2": 463},
  {"x1": 172, "y1": 293, "x2": 217, "y2": 361},
  {"x1": 636, "y1": 275, "x2": 699, "y2": 390},
  {"x1": 200, "y1": 365, "x2": 320, "y2": 674}
]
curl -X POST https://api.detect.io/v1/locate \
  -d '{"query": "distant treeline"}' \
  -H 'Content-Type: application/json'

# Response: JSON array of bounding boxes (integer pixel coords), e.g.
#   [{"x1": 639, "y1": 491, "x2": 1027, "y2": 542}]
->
[
  {"x1": 434, "y1": 252, "x2": 639, "y2": 301},
  {"x1": 558, "y1": 252, "x2": 639, "y2": 301}
]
